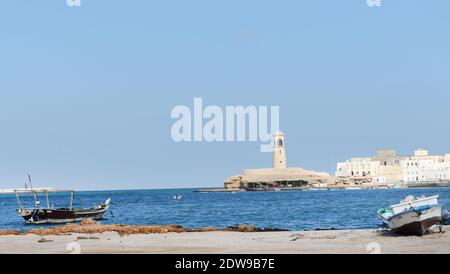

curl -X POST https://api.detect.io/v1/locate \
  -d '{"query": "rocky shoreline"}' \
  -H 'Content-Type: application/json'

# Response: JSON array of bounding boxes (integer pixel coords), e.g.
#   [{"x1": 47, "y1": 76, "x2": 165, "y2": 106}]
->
[{"x1": 0, "y1": 220, "x2": 288, "y2": 236}]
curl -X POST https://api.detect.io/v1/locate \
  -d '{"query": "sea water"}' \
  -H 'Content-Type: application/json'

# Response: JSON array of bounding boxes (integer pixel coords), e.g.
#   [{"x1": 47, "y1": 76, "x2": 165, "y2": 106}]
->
[{"x1": 0, "y1": 187, "x2": 449, "y2": 231}]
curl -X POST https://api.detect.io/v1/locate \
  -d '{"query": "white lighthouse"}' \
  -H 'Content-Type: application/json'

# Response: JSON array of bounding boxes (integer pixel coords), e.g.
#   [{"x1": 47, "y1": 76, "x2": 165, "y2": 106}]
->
[{"x1": 273, "y1": 132, "x2": 287, "y2": 169}]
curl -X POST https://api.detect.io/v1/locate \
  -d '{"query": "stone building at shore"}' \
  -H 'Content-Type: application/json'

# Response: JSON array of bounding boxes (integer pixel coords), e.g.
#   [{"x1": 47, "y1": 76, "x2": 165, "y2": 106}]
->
[
  {"x1": 336, "y1": 148, "x2": 450, "y2": 185},
  {"x1": 224, "y1": 132, "x2": 343, "y2": 190}
]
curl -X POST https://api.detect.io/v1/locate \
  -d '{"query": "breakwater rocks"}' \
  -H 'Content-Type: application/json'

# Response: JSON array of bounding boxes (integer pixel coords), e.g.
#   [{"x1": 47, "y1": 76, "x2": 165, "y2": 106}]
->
[{"x1": 0, "y1": 220, "x2": 288, "y2": 236}]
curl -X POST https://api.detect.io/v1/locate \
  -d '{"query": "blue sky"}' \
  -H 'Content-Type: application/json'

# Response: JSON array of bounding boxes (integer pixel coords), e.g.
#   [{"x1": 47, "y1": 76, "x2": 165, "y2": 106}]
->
[{"x1": 1, "y1": 1, "x2": 449, "y2": 190}]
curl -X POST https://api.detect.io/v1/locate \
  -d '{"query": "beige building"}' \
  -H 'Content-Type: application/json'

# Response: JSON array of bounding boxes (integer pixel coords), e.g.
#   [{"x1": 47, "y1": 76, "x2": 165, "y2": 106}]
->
[
  {"x1": 224, "y1": 132, "x2": 340, "y2": 190},
  {"x1": 336, "y1": 149, "x2": 405, "y2": 184}
]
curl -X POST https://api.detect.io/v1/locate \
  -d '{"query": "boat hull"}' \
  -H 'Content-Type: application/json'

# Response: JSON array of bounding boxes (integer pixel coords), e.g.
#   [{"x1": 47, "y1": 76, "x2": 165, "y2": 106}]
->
[
  {"x1": 380, "y1": 205, "x2": 442, "y2": 236},
  {"x1": 391, "y1": 216, "x2": 441, "y2": 236},
  {"x1": 19, "y1": 204, "x2": 109, "y2": 225}
]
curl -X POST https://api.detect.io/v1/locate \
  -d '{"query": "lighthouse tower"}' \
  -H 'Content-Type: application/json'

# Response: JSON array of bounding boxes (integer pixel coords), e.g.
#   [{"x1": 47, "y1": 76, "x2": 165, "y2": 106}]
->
[{"x1": 273, "y1": 132, "x2": 287, "y2": 169}]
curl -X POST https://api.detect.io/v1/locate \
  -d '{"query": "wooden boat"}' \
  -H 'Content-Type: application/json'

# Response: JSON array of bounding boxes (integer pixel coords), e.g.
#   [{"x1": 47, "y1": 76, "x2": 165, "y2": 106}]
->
[
  {"x1": 377, "y1": 195, "x2": 443, "y2": 236},
  {"x1": 14, "y1": 189, "x2": 111, "y2": 225}
]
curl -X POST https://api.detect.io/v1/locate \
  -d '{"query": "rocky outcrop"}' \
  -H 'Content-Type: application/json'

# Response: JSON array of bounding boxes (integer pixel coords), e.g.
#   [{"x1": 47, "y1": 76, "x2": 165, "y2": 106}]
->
[{"x1": 224, "y1": 168, "x2": 344, "y2": 190}]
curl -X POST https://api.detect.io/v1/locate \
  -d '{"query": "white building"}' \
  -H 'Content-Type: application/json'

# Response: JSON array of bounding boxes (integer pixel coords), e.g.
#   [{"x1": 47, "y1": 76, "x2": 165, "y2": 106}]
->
[
  {"x1": 336, "y1": 158, "x2": 381, "y2": 178},
  {"x1": 336, "y1": 149, "x2": 404, "y2": 184},
  {"x1": 402, "y1": 149, "x2": 450, "y2": 183},
  {"x1": 337, "y1": 148, "x2": 450, "y2": 184}
]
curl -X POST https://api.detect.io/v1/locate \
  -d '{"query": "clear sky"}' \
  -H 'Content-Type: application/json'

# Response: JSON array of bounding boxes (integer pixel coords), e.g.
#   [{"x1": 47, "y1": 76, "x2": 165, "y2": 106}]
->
[{"x1": 1, "y1": 1, "x2": 449, "y2": 190}]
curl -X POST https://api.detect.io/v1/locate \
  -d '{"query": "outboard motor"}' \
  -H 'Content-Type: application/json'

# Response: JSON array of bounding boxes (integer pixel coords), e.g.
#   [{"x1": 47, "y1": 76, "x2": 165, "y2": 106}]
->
[{"x1": 30, "y1": 209, "x2": 40, "y2": 223}]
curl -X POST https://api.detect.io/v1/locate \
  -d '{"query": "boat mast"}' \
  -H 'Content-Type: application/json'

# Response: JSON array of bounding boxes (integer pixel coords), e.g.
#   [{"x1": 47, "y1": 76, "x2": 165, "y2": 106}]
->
[
  {"x1": 15, "y1": 191, "x2": 23, "y2": 209},
  {"x1": 28, "y1": 174, "x2": 40, "y2": 207},
  {"x1": 69, "y1": 191, "x2": 74, "y2": 210},
  {"x1": 45, "y1": 191, "x2": 50, "y2": 209}
]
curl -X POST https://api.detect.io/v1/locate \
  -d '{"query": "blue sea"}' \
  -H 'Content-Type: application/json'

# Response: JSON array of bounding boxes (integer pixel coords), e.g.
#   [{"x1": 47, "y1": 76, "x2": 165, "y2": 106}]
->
[{"x1": 1, "y1": 188, "x2": 449, "y2": 231}]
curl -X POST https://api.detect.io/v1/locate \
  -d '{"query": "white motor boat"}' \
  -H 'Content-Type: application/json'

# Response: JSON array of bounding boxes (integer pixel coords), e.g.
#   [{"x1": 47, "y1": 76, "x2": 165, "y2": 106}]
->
[{"x1": 377, "y1": 195, "x2": 443, "y2": 236}]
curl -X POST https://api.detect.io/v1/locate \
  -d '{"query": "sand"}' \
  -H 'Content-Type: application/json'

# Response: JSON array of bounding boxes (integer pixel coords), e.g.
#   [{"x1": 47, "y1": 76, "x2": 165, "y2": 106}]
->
[{"x1": 1, "y1": 226, "x2": 449, "y2": 254}]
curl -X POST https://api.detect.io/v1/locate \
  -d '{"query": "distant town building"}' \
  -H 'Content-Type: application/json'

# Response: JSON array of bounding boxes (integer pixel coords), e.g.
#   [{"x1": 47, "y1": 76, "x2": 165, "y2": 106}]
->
[
  {"x1": 336, "y1": 148, "x2": 450, "y2": 184},
  {"x1": 402, "y1": 149, "x2": 450, "y2": 183},
  {"x1": 336, "y1": 149, "x2": 406, "y2": 184}
]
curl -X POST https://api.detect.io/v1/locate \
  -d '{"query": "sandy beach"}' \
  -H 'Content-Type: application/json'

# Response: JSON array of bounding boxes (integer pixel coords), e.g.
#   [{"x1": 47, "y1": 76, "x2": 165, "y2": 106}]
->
[{"x1": 1, "y1": 226, "x2": 449, "y2": 254}]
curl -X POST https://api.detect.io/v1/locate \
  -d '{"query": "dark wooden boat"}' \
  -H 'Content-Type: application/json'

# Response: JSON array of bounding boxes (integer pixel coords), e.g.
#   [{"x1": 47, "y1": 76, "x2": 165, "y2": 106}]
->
[{"x1": 14, "y1": 188, "x2": 110, "y2": 224}]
